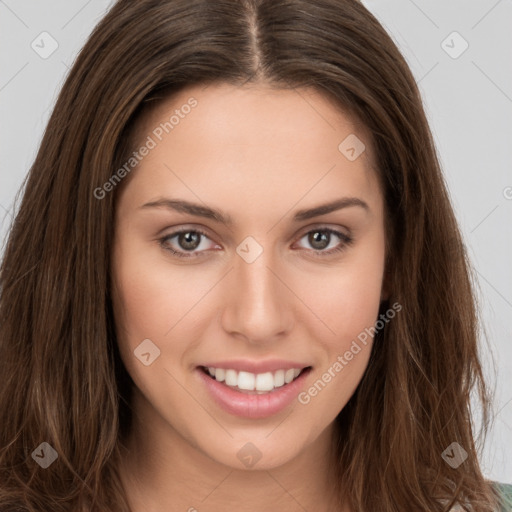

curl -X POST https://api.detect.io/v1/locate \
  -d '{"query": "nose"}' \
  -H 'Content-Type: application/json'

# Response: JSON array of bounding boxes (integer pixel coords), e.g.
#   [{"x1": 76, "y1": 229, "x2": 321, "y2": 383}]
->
[{"x1": 220, "y1": 249, "x2": 294, "y2": 345}]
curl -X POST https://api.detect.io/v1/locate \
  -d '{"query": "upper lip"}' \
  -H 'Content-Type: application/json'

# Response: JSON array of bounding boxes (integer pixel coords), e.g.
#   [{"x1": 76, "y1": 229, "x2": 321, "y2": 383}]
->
[{"x1": 199, "y1": 359, "x2": 312, "y2": 374}]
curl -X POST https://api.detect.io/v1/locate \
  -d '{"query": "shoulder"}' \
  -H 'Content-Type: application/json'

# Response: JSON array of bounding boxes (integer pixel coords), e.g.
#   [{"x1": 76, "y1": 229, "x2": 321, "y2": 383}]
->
[
  {"x1": 492, "y1": 481, "x2": 512, "y2": 511},
  {"x1": 446, "y1": 481, "x2": 512, "y2": 512}
]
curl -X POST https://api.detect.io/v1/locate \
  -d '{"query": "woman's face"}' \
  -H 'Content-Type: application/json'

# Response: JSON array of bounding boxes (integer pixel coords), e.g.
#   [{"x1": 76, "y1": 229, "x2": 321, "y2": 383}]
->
[{"x1": 111, "y1": 82, "x2": 386, "y2": 470}]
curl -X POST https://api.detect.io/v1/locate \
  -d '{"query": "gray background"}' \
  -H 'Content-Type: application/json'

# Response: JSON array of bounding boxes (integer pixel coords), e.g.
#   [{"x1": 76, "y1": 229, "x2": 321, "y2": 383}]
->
[{"x1": 0, "y1": 0, "x2": 510, "y2": 484}]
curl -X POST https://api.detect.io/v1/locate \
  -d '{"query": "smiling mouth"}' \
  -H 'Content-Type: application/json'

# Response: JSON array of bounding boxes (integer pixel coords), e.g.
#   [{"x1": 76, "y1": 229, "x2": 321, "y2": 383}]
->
[{"x1": 200, "y1": 365, "x2": 312, "y2": 394}]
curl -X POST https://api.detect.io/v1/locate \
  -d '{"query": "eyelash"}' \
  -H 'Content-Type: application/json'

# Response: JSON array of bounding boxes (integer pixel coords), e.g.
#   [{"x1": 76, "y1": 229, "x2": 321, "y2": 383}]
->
[{"x1": 158, "y1": 227, "x2": 354, "y2": 259}]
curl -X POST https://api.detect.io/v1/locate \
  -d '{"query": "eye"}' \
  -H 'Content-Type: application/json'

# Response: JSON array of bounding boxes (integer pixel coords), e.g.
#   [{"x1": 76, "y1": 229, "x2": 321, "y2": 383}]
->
[
  {"x1": 159, "y1": 226, "x2": 353, "y2": 259},
  {"x1": 159, "y1": 228, "x2": 219, "y2": 259},
  {"x1": 295, "y1": 227, "x2": 353, "y2": 257}
]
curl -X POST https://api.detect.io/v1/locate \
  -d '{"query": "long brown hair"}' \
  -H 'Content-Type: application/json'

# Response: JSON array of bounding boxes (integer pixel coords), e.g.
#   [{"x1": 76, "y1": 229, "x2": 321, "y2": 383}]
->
[{"x1": 0, "y1": 0, "x2": 502, "y2": 510}]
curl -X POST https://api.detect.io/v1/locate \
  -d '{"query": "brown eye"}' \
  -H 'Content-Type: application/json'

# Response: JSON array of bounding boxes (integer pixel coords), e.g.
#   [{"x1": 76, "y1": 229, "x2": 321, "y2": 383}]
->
[
  {"x1": 296, "y1": 228, "x2": 353, "y2": 257},
  {"x1": 176, "y1": 231, "x2": 202, "y2": 251},
  {"x1": 159, "y1": 229, "x2": 217, "y2": 258},
  {"x1": 307, "y1": 230, "x2": 330, "y2": 250}
]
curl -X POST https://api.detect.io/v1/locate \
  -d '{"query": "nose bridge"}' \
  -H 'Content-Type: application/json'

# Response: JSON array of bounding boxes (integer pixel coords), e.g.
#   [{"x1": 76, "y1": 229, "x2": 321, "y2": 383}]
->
[
  {"x1": 237, "y1": 252, "x2": 278, "y2": 305},
  {"x1": 221, "y1": 241, "x2": 293, "y2": 342}
]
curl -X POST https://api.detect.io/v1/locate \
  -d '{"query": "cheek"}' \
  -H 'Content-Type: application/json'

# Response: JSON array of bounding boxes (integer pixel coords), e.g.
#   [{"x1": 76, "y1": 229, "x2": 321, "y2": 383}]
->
[
  {"x1": 112, "y1": 262, "x2": 166, "y2": 342},
  {"x1": 112, "y1": 239, "x2": 201, "y2": 339},
  {"x1": 295, "y1": 232, "x2": 385, "y2": 413},
  {"x1": 111, "y1": 242, "x2": 201, "y2": 401},
  {"x1": 303, "y1": 234, "x2": 385, "y2": 344}
]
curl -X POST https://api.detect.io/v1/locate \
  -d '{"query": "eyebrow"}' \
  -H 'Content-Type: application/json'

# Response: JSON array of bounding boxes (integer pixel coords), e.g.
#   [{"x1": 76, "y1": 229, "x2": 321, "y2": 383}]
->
[{"x1": 139, "y1": 196, "x2": 369, "y2": 226}]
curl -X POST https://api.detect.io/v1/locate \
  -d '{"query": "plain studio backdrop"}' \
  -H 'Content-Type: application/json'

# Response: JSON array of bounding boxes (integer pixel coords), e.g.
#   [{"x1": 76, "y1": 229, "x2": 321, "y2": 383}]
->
[{"x1": 0, "y1": 0, "x2": 511, "y2": 485}]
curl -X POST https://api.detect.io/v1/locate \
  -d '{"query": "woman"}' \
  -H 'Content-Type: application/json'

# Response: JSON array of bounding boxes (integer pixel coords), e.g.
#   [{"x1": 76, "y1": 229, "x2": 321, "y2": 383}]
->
[{"x1": 0, "y1": 0, "x2": 510, "y2": 510}]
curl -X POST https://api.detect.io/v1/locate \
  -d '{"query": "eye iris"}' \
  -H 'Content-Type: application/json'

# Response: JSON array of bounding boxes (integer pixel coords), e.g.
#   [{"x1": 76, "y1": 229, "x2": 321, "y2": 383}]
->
[
  {"x1": 179, "y1": 232, "x2": 201, "y2": 251},
  {"x1": 309, "y1": 231, "x2": 329, "y2": 250}
]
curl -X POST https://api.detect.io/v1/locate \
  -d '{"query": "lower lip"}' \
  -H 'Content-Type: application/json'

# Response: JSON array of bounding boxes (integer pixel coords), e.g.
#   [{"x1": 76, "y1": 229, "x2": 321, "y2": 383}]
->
[{"x1": 197, "y1": 367, "x2": 312, "y2": 419}]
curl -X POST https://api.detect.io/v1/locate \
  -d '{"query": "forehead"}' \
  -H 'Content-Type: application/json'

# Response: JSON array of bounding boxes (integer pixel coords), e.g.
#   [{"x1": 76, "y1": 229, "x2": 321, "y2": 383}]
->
[
  {"x1": 138, "y1": 82, "x2": 374, "y2": 161},
  {"x1": 118, "y1": 82, "x2": 382, "y2": 220}
]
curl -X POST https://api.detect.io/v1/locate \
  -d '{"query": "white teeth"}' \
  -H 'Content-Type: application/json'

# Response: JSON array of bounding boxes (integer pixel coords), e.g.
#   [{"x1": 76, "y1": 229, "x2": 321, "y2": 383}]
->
[
  {"x1": 205, "y1": 366, "x2": 306, "y2": 392},
  {"x1": 238, "y1": 371, "x2": 255, "y2": 390},
  {"x1": 274, "y1": 369, "x2": 285, "y2": 388},
  {"x1": 225, "y1": 369, "x2": 238, "y2": 386},
  {"x1": 284, "y1": 369, "x2": 295, "y2": 384},
  {"x1": 255, "y1": 372, "x2": 275, "y2": 391}
]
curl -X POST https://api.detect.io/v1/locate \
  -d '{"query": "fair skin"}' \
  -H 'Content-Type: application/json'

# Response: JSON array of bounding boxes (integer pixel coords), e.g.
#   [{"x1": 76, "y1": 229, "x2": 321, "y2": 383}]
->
[{"x1": 111, "y1": 82, "x2": 387, "y2": 512}]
